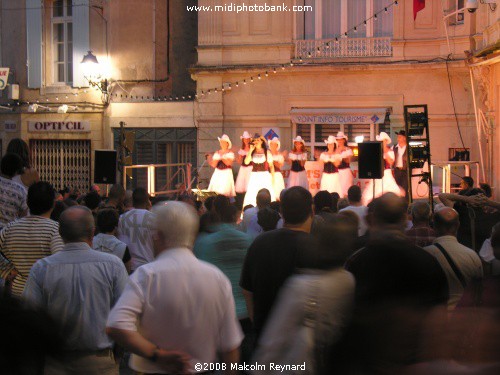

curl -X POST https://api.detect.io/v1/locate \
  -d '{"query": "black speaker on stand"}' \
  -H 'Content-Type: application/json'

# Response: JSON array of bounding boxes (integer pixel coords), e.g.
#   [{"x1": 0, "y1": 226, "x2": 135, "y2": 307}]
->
[
  {"x1": 94, "y1": 150, "x2": 117, "y2": 184},
  {"x1": 358, "y1": 142, "x2": 384, "y2": 202}
]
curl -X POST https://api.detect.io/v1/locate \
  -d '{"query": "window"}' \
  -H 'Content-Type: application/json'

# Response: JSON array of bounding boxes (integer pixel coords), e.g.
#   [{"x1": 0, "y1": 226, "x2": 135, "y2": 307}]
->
[
  {"x1": 113, "y1": 128, "x2": 197, "y2": 191},
  {"x1": 296, "y1": 123, "x2": 376, "y2": 159},
  {"x1": 448, "y1": 0, "x2": 465, "y2": 25},
  {"x1": 52, "y1": 0, "x2": 73, "y2": 84},
  {"x1": 296, "y1": 0, "x2": 393, "y2": 39}
]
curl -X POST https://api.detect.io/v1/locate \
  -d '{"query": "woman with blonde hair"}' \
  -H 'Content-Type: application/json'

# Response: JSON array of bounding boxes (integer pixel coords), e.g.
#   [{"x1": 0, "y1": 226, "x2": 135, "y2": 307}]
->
[{"x1": 268, "y1": 137, "x2": 286, "y2": 199}]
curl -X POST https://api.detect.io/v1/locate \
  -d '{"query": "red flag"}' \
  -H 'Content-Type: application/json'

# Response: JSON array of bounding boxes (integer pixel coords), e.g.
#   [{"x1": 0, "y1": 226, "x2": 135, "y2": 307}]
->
[{"x1": 414, "y1": 0, "x2": 425, "y2": 20}]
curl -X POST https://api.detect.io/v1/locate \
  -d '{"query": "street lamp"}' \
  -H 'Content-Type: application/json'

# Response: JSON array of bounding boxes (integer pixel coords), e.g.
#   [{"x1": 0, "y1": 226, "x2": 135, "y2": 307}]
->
[{"x1": 81, "y1": 50, "x2": 109, "y2": 101}]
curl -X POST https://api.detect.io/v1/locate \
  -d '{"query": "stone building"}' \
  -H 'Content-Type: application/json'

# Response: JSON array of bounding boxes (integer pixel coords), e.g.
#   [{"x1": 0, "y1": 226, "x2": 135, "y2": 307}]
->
[
  {"x1": 0, "y1": 0, "x2": 197, "y2": 192},
  {"x1": 192, "y1": 0, "x2": 499, "y2": 197}
]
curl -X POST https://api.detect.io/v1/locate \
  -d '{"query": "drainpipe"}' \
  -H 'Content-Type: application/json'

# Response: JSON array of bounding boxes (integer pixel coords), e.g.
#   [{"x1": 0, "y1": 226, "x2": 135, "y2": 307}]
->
[
  {"x1": 153, "y1": 0, "x2": 156, "y2": 93},
  {"x1": 469, "y1": 67, "x2": 486, "y2": 182}
]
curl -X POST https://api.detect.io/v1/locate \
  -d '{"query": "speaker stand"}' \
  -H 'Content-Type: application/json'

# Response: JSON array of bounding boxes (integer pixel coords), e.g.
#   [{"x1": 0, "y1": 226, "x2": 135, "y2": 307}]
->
[{"x1": 372, "y1": 178, "x2": 376, "y2": 202}]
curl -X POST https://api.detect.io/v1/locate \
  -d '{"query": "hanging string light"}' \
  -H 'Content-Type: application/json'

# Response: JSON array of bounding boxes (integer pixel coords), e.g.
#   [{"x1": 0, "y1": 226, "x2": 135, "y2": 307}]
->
[{"x1": 26, "y1": 1, "x2": 396, "y2": 105}]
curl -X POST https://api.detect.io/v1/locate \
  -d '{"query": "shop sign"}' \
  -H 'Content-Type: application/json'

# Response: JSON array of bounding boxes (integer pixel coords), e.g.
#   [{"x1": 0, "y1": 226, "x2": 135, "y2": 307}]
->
[
  {"x1": 4, "y1": 121, "x2": 17, "y2": 132},
  {"x1": 292, "y1": 113, "x2": 384, "y2": 124},
  {"x1": 28, "y1": 121, "x2": 91, "y2": 133},
  {"x1": 0, "y1": 68, "x2": 9, "y2": 90}
]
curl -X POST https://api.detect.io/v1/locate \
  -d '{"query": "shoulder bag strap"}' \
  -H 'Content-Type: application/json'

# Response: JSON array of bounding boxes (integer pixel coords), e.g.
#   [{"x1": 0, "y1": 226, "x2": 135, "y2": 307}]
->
[{"x1": 434, "y1": 243, "x2": 467, "y2": 289}]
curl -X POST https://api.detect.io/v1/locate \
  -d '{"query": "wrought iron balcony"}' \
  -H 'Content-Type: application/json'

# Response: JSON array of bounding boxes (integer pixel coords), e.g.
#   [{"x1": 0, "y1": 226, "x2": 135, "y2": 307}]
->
[{"x1": 294, "y1": 37, "x2": 392, "y2": 59}]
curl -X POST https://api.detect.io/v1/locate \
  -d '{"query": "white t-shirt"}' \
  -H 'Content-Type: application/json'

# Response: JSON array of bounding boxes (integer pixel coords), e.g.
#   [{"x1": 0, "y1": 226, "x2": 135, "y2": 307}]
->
[
  {"x1": 339, "y1": 205, "x2": 369, "y2": 236},
  {"x1": 118, "y1": 209, "x2": 155, "y2": 271}
]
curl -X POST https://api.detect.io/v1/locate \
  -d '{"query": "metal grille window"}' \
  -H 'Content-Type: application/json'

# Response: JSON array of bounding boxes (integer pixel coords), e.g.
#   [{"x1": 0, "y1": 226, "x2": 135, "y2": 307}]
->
[
  {"x1": 30, "y1": 139, "x2": 91, "y2": 192},
  {"x1": 52, "y1": 0, "x2": 73, "y2": 84},
  {"x1": 113, "y1": 128, "x2": 197, "y2": 191}
]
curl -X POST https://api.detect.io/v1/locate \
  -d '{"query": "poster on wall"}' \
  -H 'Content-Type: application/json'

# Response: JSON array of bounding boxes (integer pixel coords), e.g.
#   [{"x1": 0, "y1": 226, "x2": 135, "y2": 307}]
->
[{"x1": 0, "y1": 68, "x2": 9, "y2": 90}]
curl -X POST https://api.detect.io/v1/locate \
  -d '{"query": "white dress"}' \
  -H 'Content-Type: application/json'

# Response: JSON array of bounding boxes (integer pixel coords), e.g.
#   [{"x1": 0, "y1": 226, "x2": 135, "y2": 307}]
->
[
  {"x1": 235, "y1": 149, "x2": 253, "y2": 193},
  {"x1": 272, "y1": 153, "x2": 286, "y2": 199},
  {"x1": 243, "y1": 151, "x2": 276, "y2": 208},
  {"x1": 207, "y1": 152, "x2": 236, "y2": 197},
  {"x1": 319, "y1": 152, "x2": 343, "y2": 196},
  {"x1": 362, "y1": 150, "x2": 404, "y2": 205},
  {"x1": 338, "y1": 148, "x2": 354, "y2": 197},
  {"x1": 287, "y1": 152, "x2": 309, "y2": 190}
]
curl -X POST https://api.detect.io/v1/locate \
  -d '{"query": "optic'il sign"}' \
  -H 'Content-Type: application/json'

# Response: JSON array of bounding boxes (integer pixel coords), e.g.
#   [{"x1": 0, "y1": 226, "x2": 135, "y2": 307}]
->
[{"x1": 28, "y1": 121, "x2": 91, "y2": 133}]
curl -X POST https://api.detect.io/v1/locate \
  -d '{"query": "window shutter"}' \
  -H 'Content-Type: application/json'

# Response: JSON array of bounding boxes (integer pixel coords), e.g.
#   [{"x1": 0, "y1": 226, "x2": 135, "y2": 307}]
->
[
  {"x1": 26, "y1": 0, "x2": 43, "y2": 88},
  {"x1": 72, "y1": 0, "x2": 90, "y2": 87}
]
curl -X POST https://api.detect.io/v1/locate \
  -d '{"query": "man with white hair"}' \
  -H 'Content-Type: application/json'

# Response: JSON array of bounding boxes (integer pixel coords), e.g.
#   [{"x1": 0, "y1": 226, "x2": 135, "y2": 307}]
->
[{"x1": 107, "y1": 201, "x2": 243, "y2": 374}]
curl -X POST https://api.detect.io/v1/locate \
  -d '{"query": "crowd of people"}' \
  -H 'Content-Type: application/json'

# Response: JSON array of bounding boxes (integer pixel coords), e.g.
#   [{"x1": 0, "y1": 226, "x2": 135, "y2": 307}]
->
[
  {"x1": 1, "y1": 137, "x2": 500, "y2": 375},
  {"x1": 206, "y1": 130, "x2": 408, "y2": 209}
]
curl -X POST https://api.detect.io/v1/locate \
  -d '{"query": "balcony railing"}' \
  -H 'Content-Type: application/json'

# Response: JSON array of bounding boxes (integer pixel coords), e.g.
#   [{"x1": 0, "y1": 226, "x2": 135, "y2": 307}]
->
[{"x1": 294, "y1": 37, "x2": 392, "y2": 59}]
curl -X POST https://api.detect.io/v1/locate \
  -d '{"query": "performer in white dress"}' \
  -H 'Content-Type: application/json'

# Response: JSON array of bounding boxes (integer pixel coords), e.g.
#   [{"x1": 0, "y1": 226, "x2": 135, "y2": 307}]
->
[
  {"x1": 336, "y1": 131, "x2": 354, "y2": 197},
  {"x1": 243, "y1": 134, "x2": 276, "y2": 208},
  {"x1": 235, "y1": 131, "x2": 253, "y2": 194},
  {"x1": 362, "y1": 132, "x2": 405, "y2": 205},
  {"x1": 287, "y1": 136, "x2": 309, "y2": 190},
  {"x1": 269, "y1": 137, "x2": 286, "y2": 200},
  {"x1": 207, "y1": 134, "x2": 236, "y2": 197},
  {"x1": 319, "y1": 136, "x2": 343, "y2": 196}
]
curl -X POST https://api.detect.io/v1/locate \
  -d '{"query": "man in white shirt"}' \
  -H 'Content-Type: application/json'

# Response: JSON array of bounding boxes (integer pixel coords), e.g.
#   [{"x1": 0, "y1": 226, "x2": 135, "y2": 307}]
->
[
  {"x1": 393, "y1": 130, "x2": 408, "y2": 199},
  {"x1": 107, "y1": 201, "x2": 243, "y2": 374},
  {"x1": 339, "y1": 185, "x2": 368, "y2": 236},
  {"x1": 424, "y1": 207, "x2": 483, "y2": 310},
  {"x1": 117, "y1": 187, "x2": 154, "y2": 272}
]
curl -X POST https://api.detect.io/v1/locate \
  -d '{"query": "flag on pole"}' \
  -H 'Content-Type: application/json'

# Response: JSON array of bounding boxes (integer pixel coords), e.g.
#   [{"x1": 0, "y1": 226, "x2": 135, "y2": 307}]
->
[{"x1": 414, "y1": 0, "x2": 426, "y2": 20}]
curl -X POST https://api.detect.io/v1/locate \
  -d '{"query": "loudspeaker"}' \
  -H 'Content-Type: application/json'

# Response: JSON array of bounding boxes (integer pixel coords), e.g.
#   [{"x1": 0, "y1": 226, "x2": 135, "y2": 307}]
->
[
  {"x1": 94, "y1": 150, "x2": 117, "y2": 184},
  {"x1": 358, "y1": 142, "x2": 384, "y2": 179}
]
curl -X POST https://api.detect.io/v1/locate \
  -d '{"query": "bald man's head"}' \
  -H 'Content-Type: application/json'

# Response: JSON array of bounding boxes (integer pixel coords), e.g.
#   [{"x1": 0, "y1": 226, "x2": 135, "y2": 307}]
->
[
  {"x1": 372, "y1": 193, "x2": 407, "y2": 229},
  {"x1": 433, "y1": 207, "x2": 459, "y2": 237},
  {"x1": 59, "y1": 206, "x2": 95, "y2": 243},
  {"x1": 411, "y1": 201, "x2": 432, "y2": 225},
  {"x1": 256, "y1": 189, "x2": 271, "y2": 209}
]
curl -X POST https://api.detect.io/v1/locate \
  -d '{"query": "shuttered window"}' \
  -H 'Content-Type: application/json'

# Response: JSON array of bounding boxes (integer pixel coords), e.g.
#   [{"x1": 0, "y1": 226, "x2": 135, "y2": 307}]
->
[
  {"x1": 26, "y1": 0, "x2": 43, "y2": 88},
  {"x1": 113, "y1": 128, "x2": 197, "y2": 191}
]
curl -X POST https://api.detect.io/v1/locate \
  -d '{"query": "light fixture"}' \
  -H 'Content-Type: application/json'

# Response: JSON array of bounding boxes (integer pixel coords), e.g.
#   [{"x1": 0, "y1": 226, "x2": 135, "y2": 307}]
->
[
  {"x1": 81, "y1": 50, "x2": 109, "y2": 102},
  {"x1": 28, "y1": 103, "x2": 51, "y2": 113},
  {"x1": 355, "y1": 135, "x2": 365, "y2": 144},
  {"x1": 57, "y1": 104, "x2": 78, "y2": 113}
]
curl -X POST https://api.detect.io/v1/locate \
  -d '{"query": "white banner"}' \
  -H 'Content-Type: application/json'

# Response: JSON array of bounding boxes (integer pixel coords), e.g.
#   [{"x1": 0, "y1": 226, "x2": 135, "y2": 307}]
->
[
  {"x1": 290, "y1": 108, "x2": 387, "y2": 124},
  {"x1": 0, "y1": 68, "x2": 9, "y2": 90},
  {"x1": 28, "y1": 121, "x2": 91, "y2": 133}
]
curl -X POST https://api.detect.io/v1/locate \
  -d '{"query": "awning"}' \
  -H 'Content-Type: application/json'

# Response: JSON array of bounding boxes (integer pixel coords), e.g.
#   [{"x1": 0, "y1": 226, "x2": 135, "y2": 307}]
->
[{"x1": 290, "y1": 108, "x2": 388, "y2": 124}]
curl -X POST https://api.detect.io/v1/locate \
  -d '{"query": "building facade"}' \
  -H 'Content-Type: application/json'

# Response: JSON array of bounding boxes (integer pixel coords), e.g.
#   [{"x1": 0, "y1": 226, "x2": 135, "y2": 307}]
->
[
  {"x1": 192, "y1": 0, "x2": 500, "y2": 197},
  {"x1": 0, "y1": 0, "x2": 197, "y2": 192}
]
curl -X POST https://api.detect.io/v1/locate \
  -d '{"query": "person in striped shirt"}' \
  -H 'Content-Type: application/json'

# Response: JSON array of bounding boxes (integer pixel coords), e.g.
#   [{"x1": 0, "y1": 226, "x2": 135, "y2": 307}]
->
[
  {"x1": 0, "y1": 181, "x2": 63, "y2": 296},
  {"x1": 0, "y1": 153, "x2": 28, "y2": 230}
]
